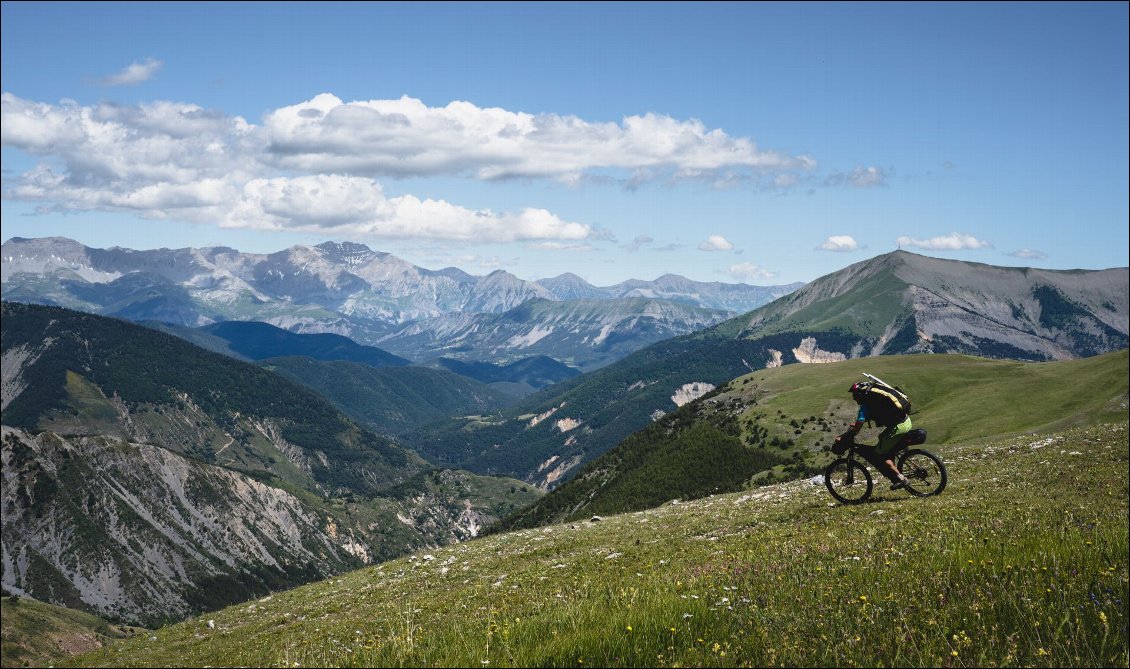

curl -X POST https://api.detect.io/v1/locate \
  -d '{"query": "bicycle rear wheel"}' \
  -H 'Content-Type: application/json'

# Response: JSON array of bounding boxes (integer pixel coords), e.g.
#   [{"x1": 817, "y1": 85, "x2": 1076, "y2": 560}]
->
[
  {"x1": 824, "y1": 459, "x2": 873, "y2": 504},
  {"x1": 897, "y1": 448, "x2": 947, "y2": 497}
]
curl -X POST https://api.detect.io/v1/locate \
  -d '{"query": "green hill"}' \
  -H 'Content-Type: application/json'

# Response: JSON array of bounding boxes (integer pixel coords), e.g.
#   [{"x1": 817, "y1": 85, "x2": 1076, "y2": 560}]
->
[
  {"x1": 499, "y1": 350, "x2": 1129, "y2": 529},
  {"x1": 61, "y1": 418, "x2": 1128, "y2": 668},
  {"x1": 259, "y1": 356, "x2": 514, "y2": 437}
]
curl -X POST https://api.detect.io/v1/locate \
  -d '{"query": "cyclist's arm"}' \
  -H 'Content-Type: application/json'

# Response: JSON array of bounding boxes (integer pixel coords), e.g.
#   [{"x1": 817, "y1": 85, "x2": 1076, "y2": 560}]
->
[{"x1": 846, "y1": 405, "x2": 868, "y2": 434}]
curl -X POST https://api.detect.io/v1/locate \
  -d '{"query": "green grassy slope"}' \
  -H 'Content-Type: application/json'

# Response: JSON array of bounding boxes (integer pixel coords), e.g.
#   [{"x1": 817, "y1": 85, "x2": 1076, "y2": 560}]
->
[
  {"x1": 64, "y1": 420, "x2": 1128, "y2": 668},
  {"x1": 1, "y1": 596, "x2": 143, "y2": 668},
  {"x1": 500, "y1": 350, "x2": 1129, "y2": 529}
]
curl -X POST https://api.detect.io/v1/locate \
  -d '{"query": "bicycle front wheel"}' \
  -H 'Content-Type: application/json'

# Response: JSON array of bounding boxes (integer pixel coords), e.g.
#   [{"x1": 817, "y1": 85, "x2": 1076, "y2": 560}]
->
[
  {"x1": 824, "y1": 459, "x2": 873, "y2": 504},
  {"x1": 897, "y1": 448, "x2": 947, "y2": 497}
]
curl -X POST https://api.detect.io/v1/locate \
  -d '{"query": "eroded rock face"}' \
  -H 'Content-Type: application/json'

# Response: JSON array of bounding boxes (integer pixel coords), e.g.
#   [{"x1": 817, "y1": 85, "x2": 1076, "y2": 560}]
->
[
  {"x1": 791, "y1": 337, "x2": 847, "y2": 364},
  {"x1": 0, "y1": 428, "x2": 531, "y2": 627},
  {"x1": 671, "y1": 382, "x2": 716, "y2": 407},
  {"x1": 0, "y1": 426, "x2": 362, "y2": 626}
]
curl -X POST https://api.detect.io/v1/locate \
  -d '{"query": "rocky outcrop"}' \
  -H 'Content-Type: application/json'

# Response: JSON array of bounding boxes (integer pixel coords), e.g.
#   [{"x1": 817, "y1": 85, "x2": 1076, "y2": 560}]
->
[
  {"x1": 791, "y1": 337, "x2": 847, "y2": 363},
  {"x1": 671, "y1": 382, "x2": 716, "y2": 407}
]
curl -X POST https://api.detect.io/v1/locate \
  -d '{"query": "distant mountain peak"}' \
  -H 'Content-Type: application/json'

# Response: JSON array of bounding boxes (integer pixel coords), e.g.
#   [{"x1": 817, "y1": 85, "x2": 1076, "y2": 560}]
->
[
  {"x1": 314, "y1": 240, "x2": 381, "y2": 260},
  {"x1": 2, "y1": 236, "x2": 804, "y2": 368}
]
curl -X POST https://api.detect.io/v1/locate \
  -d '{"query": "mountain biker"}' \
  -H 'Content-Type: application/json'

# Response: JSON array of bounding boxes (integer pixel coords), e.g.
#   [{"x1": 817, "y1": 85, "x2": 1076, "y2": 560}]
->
[{"x1": 836, "y1": 382, "x2": 911, "y2": 490}]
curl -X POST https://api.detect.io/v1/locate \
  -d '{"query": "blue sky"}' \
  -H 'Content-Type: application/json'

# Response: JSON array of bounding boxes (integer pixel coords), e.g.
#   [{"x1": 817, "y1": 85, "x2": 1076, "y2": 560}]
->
[{"x1": 2, "y1": 2, "x2": 1127, "y2": 286}]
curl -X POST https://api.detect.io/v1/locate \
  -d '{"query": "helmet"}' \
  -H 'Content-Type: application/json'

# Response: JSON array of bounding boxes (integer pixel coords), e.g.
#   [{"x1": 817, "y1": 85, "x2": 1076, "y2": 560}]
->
[{"x1": 849, "y1": 382, "x2": 870, "y2": 402}]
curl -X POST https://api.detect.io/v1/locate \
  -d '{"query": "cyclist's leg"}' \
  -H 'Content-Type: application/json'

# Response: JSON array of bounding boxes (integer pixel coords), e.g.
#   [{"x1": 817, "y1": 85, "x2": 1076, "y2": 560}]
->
[{"x1": 876, "y1": 417, "x2": 913, "y2": 482}]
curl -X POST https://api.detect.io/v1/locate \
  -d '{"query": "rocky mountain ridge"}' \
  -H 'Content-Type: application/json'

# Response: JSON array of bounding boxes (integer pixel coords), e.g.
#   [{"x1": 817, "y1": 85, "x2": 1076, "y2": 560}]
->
[{"x1": 1, "y1": 237, "x2": 800, "y2": 369}]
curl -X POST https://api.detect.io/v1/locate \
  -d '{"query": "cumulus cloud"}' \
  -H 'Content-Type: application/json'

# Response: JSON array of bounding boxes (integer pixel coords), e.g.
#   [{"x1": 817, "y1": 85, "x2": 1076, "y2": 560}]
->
[
  {"x1": 818, "y1": 235, "x2": 861, "y2": 252},
  {"x1": 0, "y1": 94, "x2": 587, "y2": 242},
  {"x1": 896, "y1": 232, "x2": 992, "y2": 250},
  {"x1": 222, "y1": 175, "x2": 591, "y2": 242},
  {"x1": 0, "y1": 92, "x2": 819, "y2": 243},
  {"x1": 698, "y1": 234, "x2": 734, "y2": 252},
  {"x1": 98, "y1": 58, "x2": 163, "y2": 86},
  {"x1": 261, "y1": 94, "x2": 816, "y2": 182},
  {"x1": 1009, "y1": 248, "x2": 1047, "y2": 260},
  {"x1": 727, "y1": 262, "x2": 777, "y2": 282}
]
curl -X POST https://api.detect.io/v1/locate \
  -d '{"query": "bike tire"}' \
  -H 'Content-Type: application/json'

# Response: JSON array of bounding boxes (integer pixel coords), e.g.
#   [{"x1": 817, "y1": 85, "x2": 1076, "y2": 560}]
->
[
  {"x1": 824, "y1": 459, "x2": 873, "y2": 504},
  {"x1": 897, "y1": 448, "x2": 947, "y2": 497}
]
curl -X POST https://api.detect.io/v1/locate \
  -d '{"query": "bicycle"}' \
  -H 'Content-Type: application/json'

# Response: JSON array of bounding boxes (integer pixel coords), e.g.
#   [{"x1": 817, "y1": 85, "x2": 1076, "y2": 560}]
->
[{"x1": 823, "y1": 428, "x2": 947, "y2": 504}]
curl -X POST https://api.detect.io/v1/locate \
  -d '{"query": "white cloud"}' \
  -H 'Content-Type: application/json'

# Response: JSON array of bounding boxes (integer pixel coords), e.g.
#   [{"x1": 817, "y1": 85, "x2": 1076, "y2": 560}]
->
[
  {"x1": 99, "y1": 58, "x2": 163, "y2": 86},
  {"x1": 1008, "y1": 248, "x2": 1047, "y2": 260},
  {"x1": 727, "y1": 262, "x2": 777, "y2": 282},
  {"x1": 0, "y1": 92, "x2": 818, "y2": 244},
  {"x1": 818, "y1": 235, "x2": 861, "y2": 252},
  {"x1": 222, "y1": 175, "x2": 591, "y2": 242},
  {"x1": 698, "y1": 234, "x2": 734, "y2": 252},
  {"x1": 261, "y1": 94, "x2": 815, "y2": 182},
  {"x1": 896, "y1": 232, "x2": 992, "y2": 250}
]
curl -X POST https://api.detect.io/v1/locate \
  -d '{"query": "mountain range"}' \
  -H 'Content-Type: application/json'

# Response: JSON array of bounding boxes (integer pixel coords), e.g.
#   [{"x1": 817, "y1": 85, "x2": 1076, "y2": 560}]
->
[
  {"x1": 1, "y1": 244, "x2": 1126, "y2": 638},
  {"x1": 407, "y1": 250, "x2": 1128, "y2": 489},
  {"x1": 1, "y1": 236, "x2": 800, "y2": 369}
]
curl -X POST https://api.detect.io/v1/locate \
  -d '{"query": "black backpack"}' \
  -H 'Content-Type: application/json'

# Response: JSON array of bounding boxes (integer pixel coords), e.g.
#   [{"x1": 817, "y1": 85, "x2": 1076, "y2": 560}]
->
[{"x1": 858, "y1": 374, "x2": 912, "y2": 427}]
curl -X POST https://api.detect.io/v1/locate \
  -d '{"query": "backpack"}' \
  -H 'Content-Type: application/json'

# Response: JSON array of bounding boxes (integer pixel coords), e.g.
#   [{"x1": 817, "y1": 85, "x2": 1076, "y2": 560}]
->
[{"x1": 859, "y1": 374, "x2": 913, "y2": 427}]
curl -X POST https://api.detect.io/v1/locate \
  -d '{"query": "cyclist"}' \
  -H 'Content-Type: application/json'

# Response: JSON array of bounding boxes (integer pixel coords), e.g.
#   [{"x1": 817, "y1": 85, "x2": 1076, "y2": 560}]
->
[{"x1": 835, "y1": 382, "x2": 911, "y2": 490}]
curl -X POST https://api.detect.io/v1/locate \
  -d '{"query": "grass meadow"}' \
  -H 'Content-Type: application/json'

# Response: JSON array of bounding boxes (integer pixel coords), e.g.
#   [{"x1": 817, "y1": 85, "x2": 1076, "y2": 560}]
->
[{"x1": 66, "y1": 421, "x2": 1128, "y2": 668}]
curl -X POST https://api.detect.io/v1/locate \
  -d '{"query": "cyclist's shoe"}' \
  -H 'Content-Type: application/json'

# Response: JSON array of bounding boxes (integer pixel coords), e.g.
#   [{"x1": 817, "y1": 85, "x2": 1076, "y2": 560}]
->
[{"x1": 890, "y1": 478, "x2": 909, "y2": 491}]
